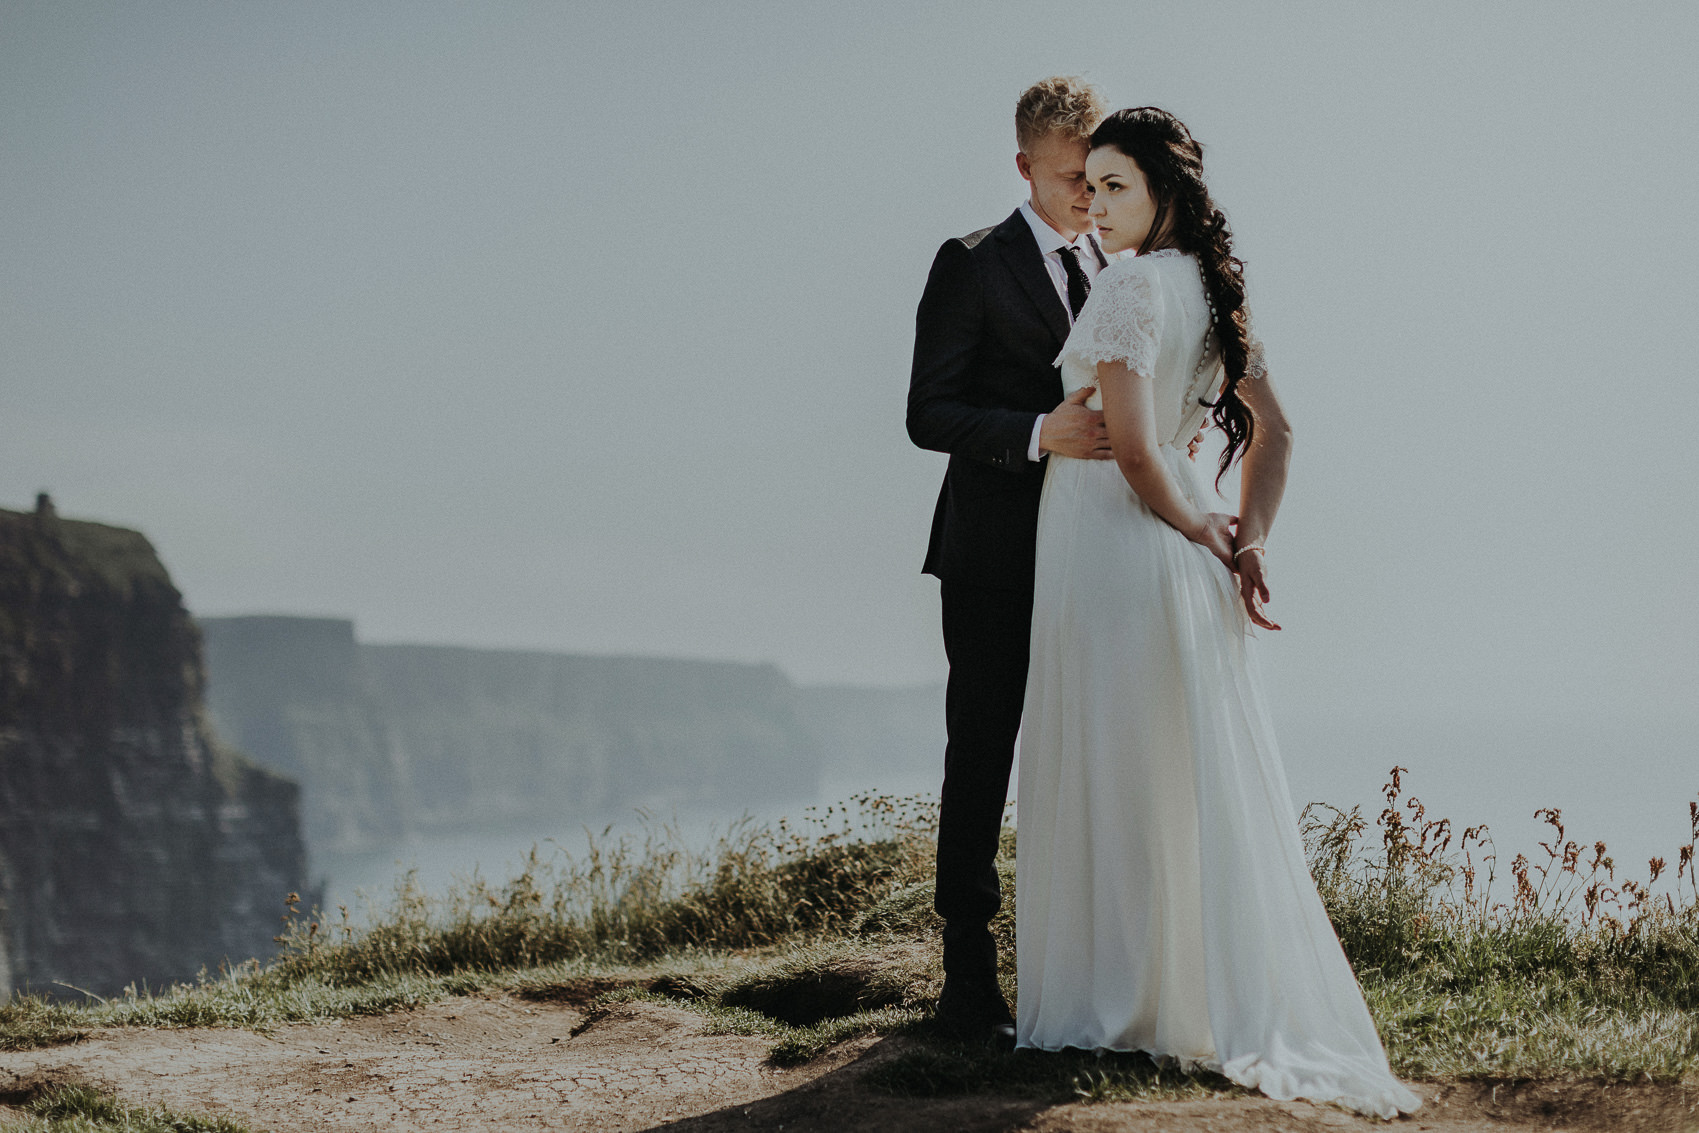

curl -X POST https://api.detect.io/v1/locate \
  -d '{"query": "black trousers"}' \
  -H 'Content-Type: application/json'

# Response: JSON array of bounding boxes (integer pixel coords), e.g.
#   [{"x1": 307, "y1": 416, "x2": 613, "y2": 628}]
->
[{"x1": 934, "y1": 578, "x2": 1032, "y2": 983}]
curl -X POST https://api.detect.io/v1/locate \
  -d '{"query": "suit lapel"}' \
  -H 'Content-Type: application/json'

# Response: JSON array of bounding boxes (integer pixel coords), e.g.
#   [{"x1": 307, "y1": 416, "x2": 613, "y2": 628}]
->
[{"x1": 995, "y1": 211, "x2": 1071, "y2": 347}]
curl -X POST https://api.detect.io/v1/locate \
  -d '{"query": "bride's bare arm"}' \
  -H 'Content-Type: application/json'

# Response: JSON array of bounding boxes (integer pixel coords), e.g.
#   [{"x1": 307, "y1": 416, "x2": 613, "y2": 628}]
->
[
  {"x1": 1097, "y1": 360, "x2": 1236, "y2": 570},
  {"x1": 1233, "y1": 374, "x2": 1293, "y2": 550},
  {"x1": 1231, "y1": 373, "x2": 1293, "y2": 630}
]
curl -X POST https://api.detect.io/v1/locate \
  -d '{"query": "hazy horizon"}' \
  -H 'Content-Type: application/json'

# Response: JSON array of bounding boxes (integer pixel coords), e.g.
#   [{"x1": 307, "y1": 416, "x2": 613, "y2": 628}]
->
[{"x1": 6, "y1": 2, "x2": 1695, "y2": 834}]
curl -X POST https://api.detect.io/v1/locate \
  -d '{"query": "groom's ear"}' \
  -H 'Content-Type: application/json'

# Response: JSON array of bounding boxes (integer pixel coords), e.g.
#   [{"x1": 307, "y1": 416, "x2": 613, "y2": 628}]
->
[{"x1": 1015, "y1": 150, "x2": 1035, "y2": 184}]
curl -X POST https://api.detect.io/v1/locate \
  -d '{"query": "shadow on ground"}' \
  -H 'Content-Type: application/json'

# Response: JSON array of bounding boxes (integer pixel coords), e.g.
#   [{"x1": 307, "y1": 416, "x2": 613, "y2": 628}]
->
[{"x1": 648, "y1": 1034, "x2": 1051, "y2": 1133}]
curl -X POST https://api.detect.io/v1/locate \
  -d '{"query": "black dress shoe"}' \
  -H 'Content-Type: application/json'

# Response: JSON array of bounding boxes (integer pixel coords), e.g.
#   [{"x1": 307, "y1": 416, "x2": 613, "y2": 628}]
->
[
  {"x1": 937, "y1": 980, "x2": 1017, "y2": 1046},
  {"x1": 937, "y1": 1007, "x2": 1017, "y2": 1047}
]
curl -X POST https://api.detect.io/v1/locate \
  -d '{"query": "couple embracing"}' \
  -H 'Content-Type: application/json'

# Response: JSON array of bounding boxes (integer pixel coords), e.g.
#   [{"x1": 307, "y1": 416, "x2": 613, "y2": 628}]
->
[{"x1": 906, "y1": 77, "x2": 1420, "y2": 1119}]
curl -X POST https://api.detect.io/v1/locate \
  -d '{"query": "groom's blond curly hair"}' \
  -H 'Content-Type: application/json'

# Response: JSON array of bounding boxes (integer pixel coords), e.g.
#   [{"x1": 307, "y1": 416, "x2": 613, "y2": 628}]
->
[{"x1": 1015, "y1": 76, "x2": 1106, "y2": 151}]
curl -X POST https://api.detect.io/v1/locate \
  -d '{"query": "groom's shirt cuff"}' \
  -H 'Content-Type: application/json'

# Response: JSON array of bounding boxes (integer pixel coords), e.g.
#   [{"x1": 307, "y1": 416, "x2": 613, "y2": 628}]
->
[{"x1": 1027, "y1": 414, "x2": 1046, "y2": 462}]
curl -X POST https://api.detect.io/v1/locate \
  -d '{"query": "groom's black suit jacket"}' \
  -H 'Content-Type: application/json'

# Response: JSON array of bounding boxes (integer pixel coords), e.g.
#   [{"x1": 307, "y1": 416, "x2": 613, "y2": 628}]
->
[{"x1": 907, "y1": 208, "x2": 1075, "y2": 592}]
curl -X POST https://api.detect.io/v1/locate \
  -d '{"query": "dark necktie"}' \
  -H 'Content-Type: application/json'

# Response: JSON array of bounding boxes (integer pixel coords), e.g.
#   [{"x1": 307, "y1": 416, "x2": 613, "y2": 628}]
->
[{"x1": 1057, "y1": 244, "x2": 1090, "y2": 319}]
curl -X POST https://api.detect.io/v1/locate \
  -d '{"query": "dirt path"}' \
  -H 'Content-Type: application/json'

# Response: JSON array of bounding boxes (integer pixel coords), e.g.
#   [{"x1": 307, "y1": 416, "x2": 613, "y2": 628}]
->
[{"x1": 1, "y1": 994, "x2": 1692, "y2": 1132}]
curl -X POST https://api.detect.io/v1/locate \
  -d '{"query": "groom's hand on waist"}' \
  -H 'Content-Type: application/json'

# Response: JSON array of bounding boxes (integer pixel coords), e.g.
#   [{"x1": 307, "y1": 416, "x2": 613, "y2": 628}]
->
[{"x1": 1039, "y1": 386, "x2": 1113, "y2": 460}]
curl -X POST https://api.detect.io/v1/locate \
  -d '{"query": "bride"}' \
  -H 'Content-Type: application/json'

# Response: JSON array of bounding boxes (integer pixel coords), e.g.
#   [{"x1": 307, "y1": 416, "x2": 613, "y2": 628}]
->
[{"x1": 1013, "y1": 107, "x2": 1421, "y2": 1120}]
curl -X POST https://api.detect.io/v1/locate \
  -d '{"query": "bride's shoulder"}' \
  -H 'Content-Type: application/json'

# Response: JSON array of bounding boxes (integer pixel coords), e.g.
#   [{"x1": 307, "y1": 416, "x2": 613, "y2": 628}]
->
[
  {"x1": 1093, "y1": 254, "x2": 1153, "y2": 290},
  {"x1": 1089, "y1": 254, "x2": 1168, "y2": 308},
  {"x1": 1097, "y1": 253, "x2": 1148, "y2": 280},
  {"x1": 1105, "y1": 247, "x2": 1191, "y2": 273},
  {"x1": 1098, "y1": 249, "x2": 1193, "y2": 286}
]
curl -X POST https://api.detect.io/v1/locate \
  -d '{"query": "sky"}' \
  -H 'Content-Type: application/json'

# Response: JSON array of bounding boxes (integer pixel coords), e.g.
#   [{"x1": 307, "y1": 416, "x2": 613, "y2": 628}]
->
[{"x1": 4, "y1": 2, "x2": 1696, "y2": 845}]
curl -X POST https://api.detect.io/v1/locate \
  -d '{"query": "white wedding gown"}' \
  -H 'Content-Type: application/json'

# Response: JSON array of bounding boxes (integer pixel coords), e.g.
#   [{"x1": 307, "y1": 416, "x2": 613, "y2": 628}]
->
[{"x1": 1014, "y1": 249, "x2": 1420, "y2": 1119}]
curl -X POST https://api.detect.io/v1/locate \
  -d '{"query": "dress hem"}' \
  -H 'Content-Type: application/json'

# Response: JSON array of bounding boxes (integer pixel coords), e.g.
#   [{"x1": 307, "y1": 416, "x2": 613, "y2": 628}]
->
[{"x1": 1011, "y1": 1039, "x2": 1422, "y2": 1121}]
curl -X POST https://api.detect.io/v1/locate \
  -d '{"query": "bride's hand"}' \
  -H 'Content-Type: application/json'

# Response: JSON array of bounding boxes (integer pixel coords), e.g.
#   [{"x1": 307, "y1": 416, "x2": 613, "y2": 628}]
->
[
  {"x1": 1235, "y1": 549, "x2": 1282, "y2": 631},
  {"x1": 1190, "y1": 512, "x2": 1237, "y2": 572}
]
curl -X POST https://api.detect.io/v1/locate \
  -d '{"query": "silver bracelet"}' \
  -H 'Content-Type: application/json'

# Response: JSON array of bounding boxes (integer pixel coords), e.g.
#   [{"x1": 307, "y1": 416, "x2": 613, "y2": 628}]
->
[{"x1": 1232, "y1": 545, "x2": 1265, "y2": 561}]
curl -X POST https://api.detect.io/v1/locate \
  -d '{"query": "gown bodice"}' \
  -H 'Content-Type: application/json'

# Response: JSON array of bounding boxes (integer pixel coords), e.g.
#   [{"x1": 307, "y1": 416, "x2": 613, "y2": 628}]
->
[{"x1": 1056, "y1": 248, "x2": 1264, "y2": 450}]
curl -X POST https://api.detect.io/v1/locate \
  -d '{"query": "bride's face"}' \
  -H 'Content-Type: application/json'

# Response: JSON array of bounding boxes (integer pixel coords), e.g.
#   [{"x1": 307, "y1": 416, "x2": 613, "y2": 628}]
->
[{"x1": 1086, "y1": 147, "x2": 1161, "y2": 255}]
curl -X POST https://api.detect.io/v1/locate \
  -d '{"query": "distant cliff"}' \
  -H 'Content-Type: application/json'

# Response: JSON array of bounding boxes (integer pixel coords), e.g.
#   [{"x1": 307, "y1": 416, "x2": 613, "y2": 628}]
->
[
  {"x1": 0, "y1": 498, "x2": 308, "y2": 997},
  {"x1": 199, "y1": 617, "x2": 825, "y2": 852}
]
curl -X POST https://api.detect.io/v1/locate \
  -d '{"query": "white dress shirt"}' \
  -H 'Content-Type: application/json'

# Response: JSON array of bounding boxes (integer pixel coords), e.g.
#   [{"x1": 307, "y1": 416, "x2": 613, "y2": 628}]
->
[{"x1": 1019, "y1": 200, "x2": 1106, "y2": 462}]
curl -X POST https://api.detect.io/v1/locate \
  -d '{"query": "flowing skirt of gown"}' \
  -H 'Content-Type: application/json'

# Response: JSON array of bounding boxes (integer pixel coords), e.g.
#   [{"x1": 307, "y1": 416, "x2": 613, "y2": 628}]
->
[{"x1": 1015, "y1": 445, "x2": 1420, "y2": 1120}]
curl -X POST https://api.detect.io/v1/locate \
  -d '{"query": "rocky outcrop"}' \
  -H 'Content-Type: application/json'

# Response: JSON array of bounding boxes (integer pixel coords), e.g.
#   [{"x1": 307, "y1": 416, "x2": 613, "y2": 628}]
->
[
  {"x1": 0, "y1": 497, "x2": 308, "y2": 997},
  {"x1": 200, "y1": 618, "x2": 824, "y2": 852}
]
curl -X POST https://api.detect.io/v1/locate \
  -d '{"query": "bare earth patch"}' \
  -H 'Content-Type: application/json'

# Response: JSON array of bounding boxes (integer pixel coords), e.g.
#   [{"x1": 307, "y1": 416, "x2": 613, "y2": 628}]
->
[{"x1": 2, "y1": 995, "x2": 1693, "y2": 1132}]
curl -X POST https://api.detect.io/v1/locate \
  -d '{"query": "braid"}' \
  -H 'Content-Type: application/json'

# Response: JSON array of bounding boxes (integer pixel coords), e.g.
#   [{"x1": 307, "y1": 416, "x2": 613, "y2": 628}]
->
[
  {"x1": 1194, "y1": 208, "x2": 1254, "y2": 487},
  {"x1": 1090, "y1": 108, "x2": 1256, "y2": 487}
]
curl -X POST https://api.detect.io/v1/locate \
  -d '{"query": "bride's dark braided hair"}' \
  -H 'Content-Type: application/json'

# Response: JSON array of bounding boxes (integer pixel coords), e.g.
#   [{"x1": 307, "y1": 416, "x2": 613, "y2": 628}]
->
[{"x1": 1090, "y1": 107, "x2": 1253, "y2": 485}]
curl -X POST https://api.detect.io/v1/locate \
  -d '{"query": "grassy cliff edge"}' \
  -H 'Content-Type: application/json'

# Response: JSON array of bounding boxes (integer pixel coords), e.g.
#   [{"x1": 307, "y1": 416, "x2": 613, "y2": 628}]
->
[{"x1": 2, "y1": 776, "x2": 1696, "y2": 1105}]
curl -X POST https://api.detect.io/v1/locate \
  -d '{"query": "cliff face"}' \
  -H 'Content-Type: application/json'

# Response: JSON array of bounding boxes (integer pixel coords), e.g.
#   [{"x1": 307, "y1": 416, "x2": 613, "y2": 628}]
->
[
  {"x1": 192, "y1": 618, "x2": 406, "y2": 850},
  {"x1": 200, "y1": 618, "x2": 823, "y2": 852},
  {"x1": 0, "y1": 499, "x2": 308, "y2": 997}
]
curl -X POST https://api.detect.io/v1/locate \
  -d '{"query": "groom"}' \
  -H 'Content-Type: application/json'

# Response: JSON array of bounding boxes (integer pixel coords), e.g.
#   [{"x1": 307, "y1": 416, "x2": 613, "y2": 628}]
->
[{"x1": 906, "y1": 76, "x2": 1113, "y2": 1042}]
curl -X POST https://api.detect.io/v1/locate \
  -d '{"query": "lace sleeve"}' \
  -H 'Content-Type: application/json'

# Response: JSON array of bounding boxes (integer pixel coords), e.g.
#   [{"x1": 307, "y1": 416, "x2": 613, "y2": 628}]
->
[
  {"x1": 1055, "y1": 259, "x2": 1163, "y2": 378},
  {"x1": 1243, "y1": 332, "x2": 1269, "y2": 382}
]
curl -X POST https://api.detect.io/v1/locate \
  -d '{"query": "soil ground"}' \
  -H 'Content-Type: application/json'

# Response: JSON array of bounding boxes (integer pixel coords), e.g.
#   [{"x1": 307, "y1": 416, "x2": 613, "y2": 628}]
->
[{"x1": 1, "y1": 994, "x2": 1694, "y2": 1132}]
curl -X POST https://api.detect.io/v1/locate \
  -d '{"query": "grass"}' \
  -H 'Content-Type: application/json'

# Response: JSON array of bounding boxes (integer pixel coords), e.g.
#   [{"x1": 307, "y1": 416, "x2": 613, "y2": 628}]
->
[
  {"x1": 0, "y1": 1083, "x2": 254, "y2": 1132},
  {"x1": 0, "y1": 968, "x2": 491, "y2": 1052},
  {"x1": 3, "y1": 775, "x2": 1697, "y2": 1106},
  {"x1": 1305, "y1": 768, "x2": 1699, "y2": 1081},
  {"x1": 270, "y1": 793, "x2": 935, "y2": 984}
]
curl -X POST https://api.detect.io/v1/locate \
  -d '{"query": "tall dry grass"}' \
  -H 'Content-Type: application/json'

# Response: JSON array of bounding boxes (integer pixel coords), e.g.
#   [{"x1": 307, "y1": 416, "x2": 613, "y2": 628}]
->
[
  {"x1": 1305, "y1": 766, "x2": 1699, "y2": 993},
  {"x1": 267, "y1": 792, "x2": 939, "y2": 985},
  {"x1": 1303, "y1": 768, "x2": 1699, "y2": 1080}
]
